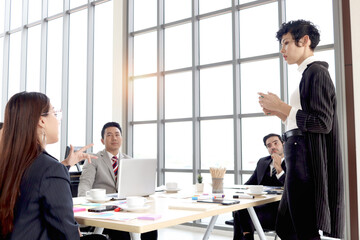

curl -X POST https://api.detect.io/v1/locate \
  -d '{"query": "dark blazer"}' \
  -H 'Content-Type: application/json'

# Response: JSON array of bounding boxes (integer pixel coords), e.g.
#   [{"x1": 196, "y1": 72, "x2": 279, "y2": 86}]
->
[
  {"x1": 297, "y1": 61, "x2": 344, "y2": 238},
  {"x1": 233, "y1": 155, "x2": 286, "y2": 238},
  {"x1": 246, "y1": 155, "x2": 286, "y2": 186},
  {"x1": 8, "y1": 151, "x2": 79, "y2": 240}
]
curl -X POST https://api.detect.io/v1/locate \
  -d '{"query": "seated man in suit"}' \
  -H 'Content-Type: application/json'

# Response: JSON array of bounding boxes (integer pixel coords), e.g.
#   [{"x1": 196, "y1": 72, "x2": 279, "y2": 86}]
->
[
  {"x1": 78, "y1": 122, "x2": 157, "y2": 240},
  {"x1": 233, "y1": 133, "x2": 286, "y2": 240}
]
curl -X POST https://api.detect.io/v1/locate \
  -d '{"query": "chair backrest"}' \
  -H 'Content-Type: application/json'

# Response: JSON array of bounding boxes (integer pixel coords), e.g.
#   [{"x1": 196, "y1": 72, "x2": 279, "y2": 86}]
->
[
  {"x1": 69, "y1": 171, "x2": 81, "y2": 197},
  {"x1": 65, "y1": 146, "x2": 84, "y2": 197}
]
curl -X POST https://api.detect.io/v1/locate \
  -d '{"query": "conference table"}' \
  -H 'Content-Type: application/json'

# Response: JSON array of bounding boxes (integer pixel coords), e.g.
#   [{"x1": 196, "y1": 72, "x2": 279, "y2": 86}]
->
[{"x1": 74, "y1": 189, "x2": 282, "y2": 240}]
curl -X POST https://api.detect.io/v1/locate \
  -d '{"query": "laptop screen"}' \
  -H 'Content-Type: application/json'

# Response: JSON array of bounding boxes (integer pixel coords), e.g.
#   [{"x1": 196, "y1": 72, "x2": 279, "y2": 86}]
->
[{"x1": 117, "y1": 158, "x2": 157, "y2": 199}]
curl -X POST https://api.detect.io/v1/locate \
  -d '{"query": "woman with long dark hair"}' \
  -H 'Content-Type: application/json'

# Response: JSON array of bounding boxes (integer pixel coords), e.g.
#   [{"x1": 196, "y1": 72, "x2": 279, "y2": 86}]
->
[{"x1": 0, "y1": 92, "x2": 95, "y2": 239}]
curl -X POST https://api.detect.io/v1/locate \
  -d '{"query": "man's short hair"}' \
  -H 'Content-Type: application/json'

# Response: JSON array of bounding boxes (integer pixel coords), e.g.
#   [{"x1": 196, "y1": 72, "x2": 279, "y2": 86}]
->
[
  {"x1": 276, "y1": 19, "x2": 320, "y2": 51},
  {"x1": 101, "y1": 122, "x2": 122, "y2": 139},
  {"x1": 263, "y1": 133, "x2": 283, "y2": 146}
]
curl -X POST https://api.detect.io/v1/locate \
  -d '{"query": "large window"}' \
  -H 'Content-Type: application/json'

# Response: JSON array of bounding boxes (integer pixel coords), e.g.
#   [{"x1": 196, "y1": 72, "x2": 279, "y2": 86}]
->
[
  {"x1": 127, "y1": 0, "x2": 338, "y2": 186},
  {"x1": 0, "y1": 0, "x2": 114, "y2": 160}
]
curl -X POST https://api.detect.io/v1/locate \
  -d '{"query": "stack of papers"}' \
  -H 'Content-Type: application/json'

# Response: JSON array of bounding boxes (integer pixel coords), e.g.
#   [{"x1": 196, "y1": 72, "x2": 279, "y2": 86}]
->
[
  {"x1": 75, "y1": 211, "x2": 140, "y2": 221},
  {"x1": 157, "y1": 192, "x2": 194, "y2": 199},
  {"x1": 168, "y1": 202, "x2": 218, "y2": 211}
]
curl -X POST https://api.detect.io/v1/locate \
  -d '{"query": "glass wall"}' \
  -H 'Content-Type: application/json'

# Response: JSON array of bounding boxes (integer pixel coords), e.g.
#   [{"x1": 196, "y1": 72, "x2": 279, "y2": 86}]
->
[
  {"x1": 0, "y1": 0, "x2": 339, "y2": 184},
  {"x1": 127, "y1": 0, "x2": 337, "y2": 185},
  {"x1": 0, "y1": 0, "x2": 114, "y2": 160}
]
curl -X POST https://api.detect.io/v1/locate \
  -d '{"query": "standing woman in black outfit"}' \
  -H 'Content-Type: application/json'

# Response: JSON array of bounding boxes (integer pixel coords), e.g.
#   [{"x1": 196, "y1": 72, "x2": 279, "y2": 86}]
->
[{"x1": 258, "y1": 20, "x2": 344, "y2": 240}]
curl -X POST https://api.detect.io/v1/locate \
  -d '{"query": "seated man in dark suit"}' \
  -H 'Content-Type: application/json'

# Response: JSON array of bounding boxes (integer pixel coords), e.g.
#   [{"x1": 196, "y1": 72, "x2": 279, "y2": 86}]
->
[{"x1": 233, "y1": 133, "x2": 286, "y2": 240}]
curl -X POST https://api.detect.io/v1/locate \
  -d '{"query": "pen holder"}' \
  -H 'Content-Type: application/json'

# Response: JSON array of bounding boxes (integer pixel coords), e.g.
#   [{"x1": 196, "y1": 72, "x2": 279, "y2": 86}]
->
[{"x1": 212, "y1": 178, "x2": 224, "y2": 193}]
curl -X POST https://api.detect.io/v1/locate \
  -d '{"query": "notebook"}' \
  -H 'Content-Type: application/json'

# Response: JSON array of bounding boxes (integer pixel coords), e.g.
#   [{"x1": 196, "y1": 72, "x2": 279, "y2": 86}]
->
[{"x1": 117, "y1": 158, "x2": 157, "y2": 199}]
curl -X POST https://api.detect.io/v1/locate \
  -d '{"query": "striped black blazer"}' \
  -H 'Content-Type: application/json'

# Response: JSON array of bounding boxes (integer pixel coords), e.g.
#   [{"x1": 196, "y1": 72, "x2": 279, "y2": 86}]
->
[{"x1": 297, "y1": 61, "x2": 344, "y2": 238}]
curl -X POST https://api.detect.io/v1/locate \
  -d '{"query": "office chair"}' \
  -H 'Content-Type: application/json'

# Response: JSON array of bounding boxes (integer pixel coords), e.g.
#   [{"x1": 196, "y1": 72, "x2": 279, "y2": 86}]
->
[{"x1": 65, "y1": 146, "x2": 86, "y2": 197}]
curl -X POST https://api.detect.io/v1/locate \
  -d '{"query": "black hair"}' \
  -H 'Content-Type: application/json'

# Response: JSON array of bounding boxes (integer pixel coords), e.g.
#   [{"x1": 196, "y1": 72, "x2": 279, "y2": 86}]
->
[
  {"x1": 101, "y1": 122, "x2": 122, "y2": 139},
  {"x1": 263, "y1": 133, "x2": 283, "y2": 146},
  {"x1": 0, "y1": 122, "x2": 3, "y2": 129},
  {"x1": 276, "y1": 19, "x2": 320, "y2": 50}
]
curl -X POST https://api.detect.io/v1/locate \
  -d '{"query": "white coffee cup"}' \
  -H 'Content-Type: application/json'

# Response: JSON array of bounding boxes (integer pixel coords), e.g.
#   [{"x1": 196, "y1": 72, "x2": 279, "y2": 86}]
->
[
  {"x1": 248, "y1": 185, "x2": 264, "y2": 194},
  {"x1": 166, "y1": 182, "x2": 178, "y2": 190},
  {"x1": 86, "y1": 188, "x2": 106, "y2": 200},
  {"x1": 126, "y1": 196, "x2": 146, "y2": 208}
]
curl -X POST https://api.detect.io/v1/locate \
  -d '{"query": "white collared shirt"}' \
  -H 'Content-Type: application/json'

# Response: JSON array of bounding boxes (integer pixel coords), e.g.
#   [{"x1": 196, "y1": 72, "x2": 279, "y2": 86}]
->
[
  {"x1": 106, "y1": 151, "x2": 120, "y2": 164},
  {"x1": 270, "y1": 157, "x2": 285, "y2": 179},
  {"x1": 284, "y1": 56, "x2": 317, "y2": 131}
]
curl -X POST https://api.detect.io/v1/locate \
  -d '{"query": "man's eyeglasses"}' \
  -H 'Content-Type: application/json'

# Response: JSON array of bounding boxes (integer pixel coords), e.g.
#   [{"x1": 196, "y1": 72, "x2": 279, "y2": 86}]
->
[{"x1": 41, "y1": 109, "x2": 62, "y2": 121}]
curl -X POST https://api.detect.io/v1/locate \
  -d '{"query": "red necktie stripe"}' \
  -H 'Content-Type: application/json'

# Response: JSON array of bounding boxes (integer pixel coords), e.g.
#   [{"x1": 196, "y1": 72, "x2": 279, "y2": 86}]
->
[{"x1": 112, "y1": 156, "x2": 118, "y2": 178}]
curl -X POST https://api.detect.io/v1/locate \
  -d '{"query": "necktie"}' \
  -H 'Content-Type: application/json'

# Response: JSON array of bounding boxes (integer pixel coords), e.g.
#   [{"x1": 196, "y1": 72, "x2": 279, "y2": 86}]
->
[
  {"x1": 272, "y1": 167, "x2": 277, "y2": 177},
  {"x1": 112, "y1": 155, "x2": 118, "y2": 179}
]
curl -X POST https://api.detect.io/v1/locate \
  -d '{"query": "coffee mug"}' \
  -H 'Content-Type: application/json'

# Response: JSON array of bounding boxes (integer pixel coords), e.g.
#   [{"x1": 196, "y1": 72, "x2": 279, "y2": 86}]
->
[
  {"x1": 248, "y1": 185, "x2": 264, "y2": 194},
  {"x1": 86, "y1": 188, "x2": 106, "y2": 200},
  {"x1": 126, "y1": 196, "x2": 146, "y2": 208},
  {"x1": 166, "y1": 182, "x2": 178, "y2": 190}
]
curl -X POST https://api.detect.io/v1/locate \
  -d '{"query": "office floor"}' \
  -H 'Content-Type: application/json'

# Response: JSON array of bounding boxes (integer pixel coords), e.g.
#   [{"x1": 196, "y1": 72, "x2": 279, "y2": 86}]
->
[
  {"x1": 132, "y1": 225, "x2": 278, "y2": 240},
  {"x1": 155, "y1": 226, "x2": 335, "y2": 240}
]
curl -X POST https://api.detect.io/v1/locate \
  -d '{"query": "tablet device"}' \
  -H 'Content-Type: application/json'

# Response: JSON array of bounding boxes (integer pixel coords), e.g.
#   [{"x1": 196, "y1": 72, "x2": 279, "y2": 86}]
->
[
  {"x1": 88, "y1": 205, "x2": 118, "y2": 212},
  {"x1": 197, "y1": 199, "x2": 240, "y2": 205}
]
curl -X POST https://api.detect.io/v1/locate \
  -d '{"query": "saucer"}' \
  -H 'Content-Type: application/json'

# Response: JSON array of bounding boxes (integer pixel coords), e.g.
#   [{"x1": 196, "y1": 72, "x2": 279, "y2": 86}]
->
[
  {"x1": 246, "y1": 191, "x2": 268, "y2": 196},
  {"x1": 165, "y1": 188, "x2": 181, "y2": 193},
  {"x1": 86, "y1": 197, "x2": 112, "y2": 203},
  {"x1": 121, "y1": 204, "x2": 151, "y2": 212}
]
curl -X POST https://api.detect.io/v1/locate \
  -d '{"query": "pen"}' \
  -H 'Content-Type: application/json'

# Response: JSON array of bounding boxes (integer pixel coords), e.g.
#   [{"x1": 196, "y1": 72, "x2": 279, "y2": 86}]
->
[
  {"x1": 233, "y1": 194, "x2": 254, "y2": 199},
  {"x1": 192, "y1": 196, "x2": 214, "y2": 200},
  {"x1": 212, "y1": 194, "x2": 225, "y2": 198}
]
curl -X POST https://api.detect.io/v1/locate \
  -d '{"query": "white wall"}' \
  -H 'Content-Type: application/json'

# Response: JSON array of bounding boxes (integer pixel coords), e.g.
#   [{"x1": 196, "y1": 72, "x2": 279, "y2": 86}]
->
[{"x1": 350, "y1": 0, "x2": 360, "y2": 236}]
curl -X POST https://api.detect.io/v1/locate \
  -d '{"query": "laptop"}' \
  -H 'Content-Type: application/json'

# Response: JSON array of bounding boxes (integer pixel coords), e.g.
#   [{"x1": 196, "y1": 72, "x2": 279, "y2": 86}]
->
[{"x1": 117, "y1": 158, "x2": 157, "y2": 199}]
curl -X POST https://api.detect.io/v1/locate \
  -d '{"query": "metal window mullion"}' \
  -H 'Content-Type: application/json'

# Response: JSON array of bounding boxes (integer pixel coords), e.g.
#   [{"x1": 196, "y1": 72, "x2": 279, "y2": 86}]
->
[
  {"x1": 60, "y1": 0, "x2": 70, "y2": 161},
  {"x1": 232, "y1": 0, "x2": 241, "y2": 184},
  {"x1": 192, "y1": 0, "x2": 200, "y2": 184},
  {"x1": 20, "y1": 0, "x2": 29, "y2": 91},
  {"x1": 1, "y1": 36, "x2": 10, "y2": 118},
  {"x1": 1, "y1": 0, "x2": 11, "y2": 117},
  {"x1": 4, "y1": 0, "x2": 10, "y2": 32},
  {"x1": 86, "y1": 1, "x2": 95, "y2": 148},
  {"x1": 39, "y1": 0, "x2": 48, "y2": 93},
  {"x1": 116, "y1": 0, "x2": 129, "y2": 153},
  {"x1": 157, "y1": 0, "x2": 165, "y2": 186},
  {"x1": 127, "y1": 0, "x2": 135, "y2": 157},
  {"x1": 278, "y1": 0, "x2": 287, "y2": 134}
]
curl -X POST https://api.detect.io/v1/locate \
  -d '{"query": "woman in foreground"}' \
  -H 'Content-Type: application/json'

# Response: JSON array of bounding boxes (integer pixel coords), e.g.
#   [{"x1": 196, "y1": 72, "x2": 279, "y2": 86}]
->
[{"x1": 0, "y1": 92, "x2": 95, "y2": 239}]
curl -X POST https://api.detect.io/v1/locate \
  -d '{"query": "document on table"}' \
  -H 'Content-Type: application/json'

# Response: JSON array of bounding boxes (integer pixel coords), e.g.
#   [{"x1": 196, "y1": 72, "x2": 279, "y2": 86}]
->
[
  {"x1": 168, "y1": 201, "x2": 219, "y2": 211},
  {"x1": 75, "y1": 211, "x2": 140, "y2": 221},
  {"x1": 157, "y1": 192, "x2": 194, "y2": 199}
]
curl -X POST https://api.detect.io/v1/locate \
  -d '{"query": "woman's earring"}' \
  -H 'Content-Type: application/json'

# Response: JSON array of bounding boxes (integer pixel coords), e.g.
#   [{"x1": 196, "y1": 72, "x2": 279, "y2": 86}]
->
[{"x1": 42, "y1": 129, "x2": 47, "y2": 146}]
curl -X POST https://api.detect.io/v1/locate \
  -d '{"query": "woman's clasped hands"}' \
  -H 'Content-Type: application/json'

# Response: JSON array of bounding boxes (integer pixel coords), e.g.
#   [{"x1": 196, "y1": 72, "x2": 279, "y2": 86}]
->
[{"x1": 258, "y1": 92, "x2": 290, "y2": 121}]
